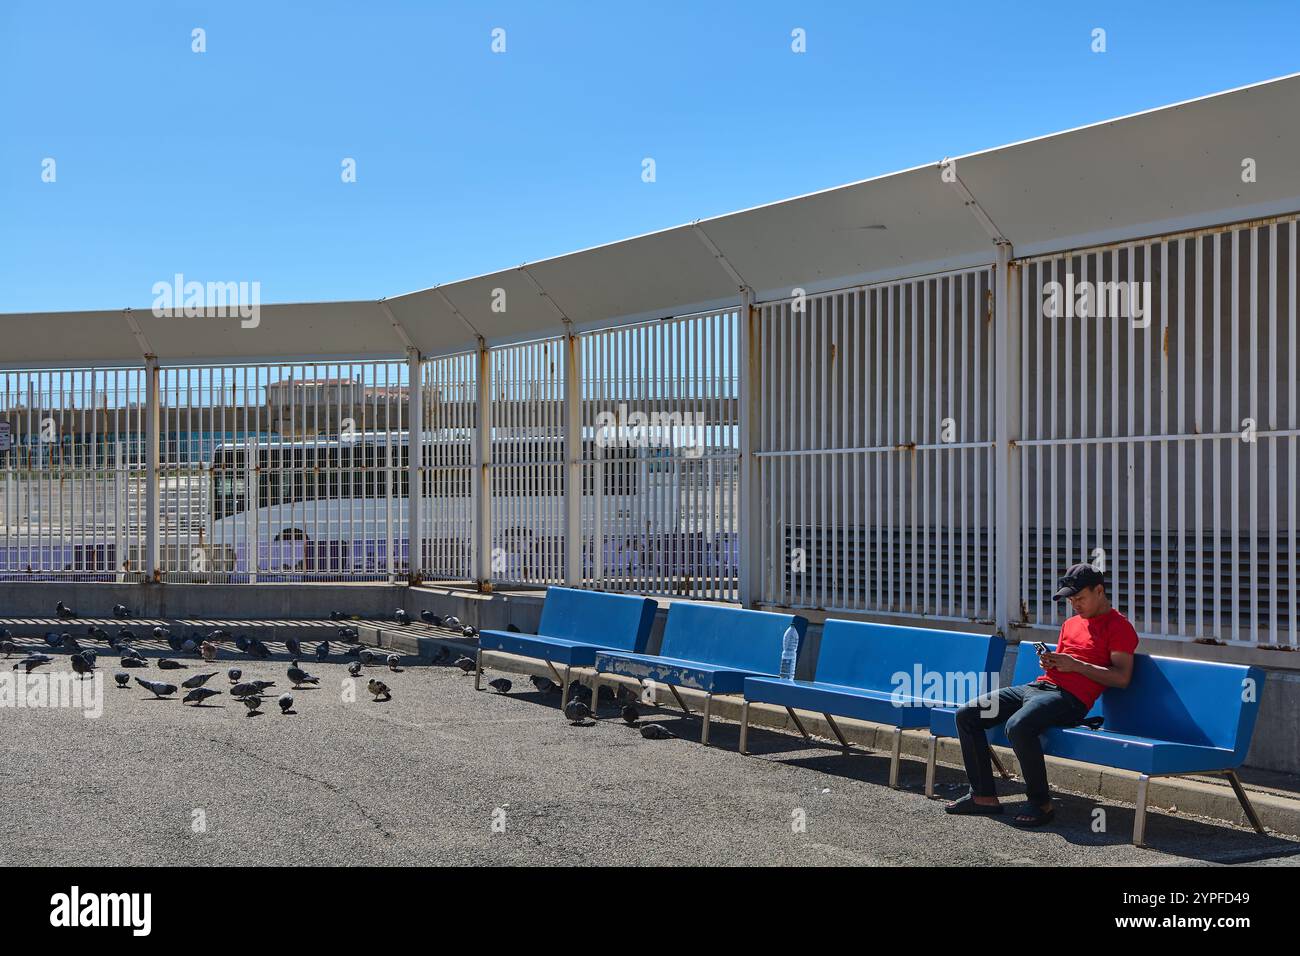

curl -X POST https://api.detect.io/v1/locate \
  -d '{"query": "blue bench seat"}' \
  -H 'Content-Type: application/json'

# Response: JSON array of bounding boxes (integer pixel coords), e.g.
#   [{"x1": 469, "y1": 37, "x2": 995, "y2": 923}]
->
[
  {"x1": 590, "y1": 603, "x2": 807, "y2": 745},
  {"x1": 926, "y1": 641, "x2": 1268, "y2": 846},
  {"x1": 742, "y1": 620, "x2": 1005, "y2": 786},
  {"x1": 475, "y1": 586, "x2": 657, "y2": 707}
]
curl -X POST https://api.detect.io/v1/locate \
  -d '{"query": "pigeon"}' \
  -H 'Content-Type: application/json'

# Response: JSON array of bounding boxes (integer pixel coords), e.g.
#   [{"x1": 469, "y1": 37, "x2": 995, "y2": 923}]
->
[
  {"x1": 249, "y1": 639, "x2": 271, "y2": 660},
  {"x1": 182, "y1": 672, "x2": 218, "y2": 689},
  {"x1": 112, "y1": 604, "x2": 130, "y2": 618},
  {"x1": 55, "y1": 601, "x2": 76, "y2": 619},
  {"x1": 338, "y1": 626, "x2": 358, "y2": 641},
  {"x1": 597, "y1": 684, "x2": 616, "y2": 703},
  {"x1": 444, "y1": 615, "x2": 460, "y2": 629},
  {"x1": 165, "y1": 633, "x2": 183, "y2": 653},
  {"x1": 420, "y1": 610, "x2": 439, "y2": 625},
  {"x1": 529, "y1": 675, "x2": 559, "y2": 695},
  {"x1": 0, "y1": 626, "x2": 10, "y2": 640},
  {"x1": 564, "y1": 699, "x2": 591, "y2": 723},
  {"x1": 15, "y1": 654, "x2": 52, "y2": 672},
  {"x1": 152, "y1": 625, "x2": 167, "y2": 641},
  {"x1": 639, "y1": 723, "x2": 675, "y2": 740},
  {"x1": 70, "y1": 652, "x2": 95, "y2": 678},
  {"x1": 462, "y1": 625, "x2": 478, "y2": 639},
  {"x1": 394, "y1": 609, "x2": 410, "y2": 626},
  {"x1": 621, "y1": 704, "x2": 640, "y2": 725},
  {"x1": 0, "y1": 640, "x2": 21, "y2": 658},
  {"x1": 277, "y1": 693, "x2": 294, "y2": 714},
  {"x1": 88, "y1": 626, "x2": 110, "y2": 642},
  {"x1": 347, "y1": 661, "x2": 362, "y2": 677},
  {"x1": 432, "y1": 645, "x2": 451, "y2": 664},
  {"x1": 241, "y1": 696, "x2": 262, "y2": 715},
  {"x1": 488, "y1": 677, "x2": 512, "y2": 695},
  {"x1": 200, "y1": 641, "x2": 218, "y2": 662},
  {"x1": 119, "y1": 656, "x2": 147, "y2": 668},
  {"x1": 183, "y1": 687, "x2": 221, "y2": 706},
  {"x1": 42, "y1": 631, "x2": 63, "y2": 648},
  {"x1": 250, "y1": 680, "x2": 276, "y2": 694},
  {"x1": 229, "y1": 682, "x2": 261, "y2": 699},
  {"x1": 360, "y1": 649, "x2": 379, "y2": 666},
  {"x1": 453, "y1": 656, "x2": 476, "y2": 674},
  {"x1": 505, "y1": 623, "x2": 521, "y2": 633},
  {"x1": 119, "y1": 645, "x2": 143, "y2": 661},
  {"x1": 134, "y1": 677, "x2": 177, "y2": 698},
  {"x1": 329, "y1": 610, "x2": 347, "y2": 621},
  {"x1": 61, "y1": 634, "x2": 81, "y2": 653},
  {"x1": 234, "y1": 634, "x2": 250, "y2": 653},
  {"x1": 614, "y1": 685, "x2": 640, "y2": 706},
  {"x1": 367, "y1": 678, "x2": 391, "y2": 701},
  {"x1": 386, "y1": 654, "x2": 402, "y2": 672},
  {"x1": 157, "y1": 659, "x2": 185, "y2": 670},
  {"x1": 567, "y1": 681, "x2": 592, "y2": 704},
  {"x1": 315, "y1": 640, "x2": 329, "y2": 662},
  {"x1": 113, "y1": 672, "x2": 130, "y2": 688},
  {"x1": 117, "y1": 628, "x2": 137, "y2": 642},
  {"x1": 285, "y1": 637, "x2": 302, "y2": 657},
  {"x1": 287, "y1": 661, "x2": 319, "y2": 687},
  {"x1": 181, "y1": 638, "x2": 198, "y2": 654},
  {"x1": 227, "y1": 667, "x2": 242, "y2": 683}
]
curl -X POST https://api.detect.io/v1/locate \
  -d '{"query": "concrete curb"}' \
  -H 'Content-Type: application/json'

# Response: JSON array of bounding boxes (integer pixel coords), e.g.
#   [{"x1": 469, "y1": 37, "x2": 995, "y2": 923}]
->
[
  {"x1": 356, "y1": 623, "x2": 476, "y2": 663},
  {"x1": 470, "y1": 648, "x2": 1300, "y2": 840}
]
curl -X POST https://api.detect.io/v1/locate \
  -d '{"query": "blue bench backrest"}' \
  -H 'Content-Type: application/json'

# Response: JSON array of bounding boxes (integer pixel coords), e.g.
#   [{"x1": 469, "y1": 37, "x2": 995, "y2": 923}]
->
[
  {"x1": 816, "y1": 620, "x2": 1005, "y2": 700},
  {"x1": 1105, "y1": 656, "x2": 1264, "y2": 756},
  {"x1": 660, "y1": 604, "x2": 807, "y2": 673},
  {"x1": 1013, "y1": 642, "x2": 1264, "y2": 754},
  {"x1": 537, "y1": 587, "x2": 657, "y2": 653}
]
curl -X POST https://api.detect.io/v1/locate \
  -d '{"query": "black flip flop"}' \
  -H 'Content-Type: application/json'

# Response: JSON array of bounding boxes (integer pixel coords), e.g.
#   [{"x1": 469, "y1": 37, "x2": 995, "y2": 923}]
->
[
  {"x1": 1011, "y1": 802, "x2": 1056, "y2": 827},
  {"x1": 944, "y1": 793, "x2": 1004, "y2": 816}
]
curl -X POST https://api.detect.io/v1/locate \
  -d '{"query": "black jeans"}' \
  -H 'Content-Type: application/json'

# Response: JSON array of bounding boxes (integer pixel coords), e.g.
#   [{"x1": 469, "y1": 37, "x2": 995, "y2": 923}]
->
[{"x1": 954, "y1": 681, "x2": 1087, "y2": 806}]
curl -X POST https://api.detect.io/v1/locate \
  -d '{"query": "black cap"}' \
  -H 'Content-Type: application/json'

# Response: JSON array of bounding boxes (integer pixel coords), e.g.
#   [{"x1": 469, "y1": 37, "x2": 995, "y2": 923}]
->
[{"x1": 1052, "y1": 563, "x2": 1104, "y2": 600}]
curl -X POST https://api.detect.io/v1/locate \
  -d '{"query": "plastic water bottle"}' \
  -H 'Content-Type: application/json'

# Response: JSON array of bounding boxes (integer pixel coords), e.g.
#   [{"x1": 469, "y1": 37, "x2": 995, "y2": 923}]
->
[{"x1": 779, "y1": 626, "x2": 799, "y2": 680}]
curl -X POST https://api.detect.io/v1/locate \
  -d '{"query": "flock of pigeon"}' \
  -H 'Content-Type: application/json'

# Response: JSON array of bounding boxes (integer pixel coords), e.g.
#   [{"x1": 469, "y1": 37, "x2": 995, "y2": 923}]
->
[
  {"x1": 4, "y1": 601, "x2": 677, "y2": 738},
  {"x1": 0, "y1": 601, "x2": 450, "y2": 716}
]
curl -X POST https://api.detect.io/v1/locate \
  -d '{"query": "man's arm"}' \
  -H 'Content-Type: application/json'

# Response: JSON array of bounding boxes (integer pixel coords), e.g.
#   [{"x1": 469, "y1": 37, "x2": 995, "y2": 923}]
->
[{"x1": 1043, "y1": 650, "x2": 1134, "y2": 688}]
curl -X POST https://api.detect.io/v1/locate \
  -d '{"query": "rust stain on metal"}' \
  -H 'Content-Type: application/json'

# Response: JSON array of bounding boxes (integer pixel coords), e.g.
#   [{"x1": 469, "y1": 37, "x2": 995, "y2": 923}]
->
[{"x1": 1162, "y1": 326, "x2": 1170, "y2": 357}]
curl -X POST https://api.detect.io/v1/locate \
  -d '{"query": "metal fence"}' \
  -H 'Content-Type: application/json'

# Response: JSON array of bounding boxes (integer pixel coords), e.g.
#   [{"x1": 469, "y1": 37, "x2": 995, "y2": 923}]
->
[
  {"x1": 1019, "y1": 218, "x2": 1299, "y2": 646},
  {"x1": 755, "y1": 269, "x2": 995, "y2": 621},
  {"x1": 2, "y1": 211, "x2": 1297, "y2": 645}
]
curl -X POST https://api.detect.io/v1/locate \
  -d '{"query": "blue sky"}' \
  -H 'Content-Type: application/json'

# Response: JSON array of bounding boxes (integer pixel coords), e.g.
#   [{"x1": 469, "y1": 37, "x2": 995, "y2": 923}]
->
[{"x1": 2, "y1": 0, "x2": 1297, "y2": 313}]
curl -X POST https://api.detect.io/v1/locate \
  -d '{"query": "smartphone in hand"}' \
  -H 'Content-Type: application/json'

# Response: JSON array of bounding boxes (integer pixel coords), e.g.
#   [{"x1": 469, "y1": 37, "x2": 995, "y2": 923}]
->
[{"x1": 1033, "y1": 641, "x2": 1049, "y2": 658}]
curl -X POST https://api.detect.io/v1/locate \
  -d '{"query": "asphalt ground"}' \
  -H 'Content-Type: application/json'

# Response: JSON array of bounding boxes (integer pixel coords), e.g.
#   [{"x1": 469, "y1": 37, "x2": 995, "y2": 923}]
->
[{"x1": 2, "y1": 638, "x2": 1299, "y2": 867}]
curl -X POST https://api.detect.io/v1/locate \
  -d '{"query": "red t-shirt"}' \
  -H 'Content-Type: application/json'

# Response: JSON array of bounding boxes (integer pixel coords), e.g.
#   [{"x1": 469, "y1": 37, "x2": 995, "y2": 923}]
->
[{"x1": 1037, "y1": 608, "x2": 1139, "y2": 708}]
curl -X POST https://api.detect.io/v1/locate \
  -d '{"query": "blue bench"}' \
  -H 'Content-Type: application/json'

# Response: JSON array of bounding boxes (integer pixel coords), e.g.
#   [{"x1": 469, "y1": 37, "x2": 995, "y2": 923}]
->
[
  {"x1": 475, "y1": 587, "x2": 657, "y2": 708},
  {"x1": 741, "y1": 620, "x2": 1005, "y2": 788},
  {"x1": 590, "y1": 604, "x2": 808, "y2": 745},
  {"x1": 927, "y1": 642, "x2": 1268, "y2": 845}
]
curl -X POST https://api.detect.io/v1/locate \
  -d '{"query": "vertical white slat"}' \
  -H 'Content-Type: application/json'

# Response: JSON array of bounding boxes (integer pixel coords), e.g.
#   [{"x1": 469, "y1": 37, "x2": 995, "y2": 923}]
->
[
  {"x1": 144, "y1": 355, "x2": 160, "y2": 581},
  {"x1": 407, "y1": 349, "x2": 423, "y2": 583},
  {"x1": 474, "y1": 341, "x2": 491, "y2": 587},
  {"x1": 563, "y1": 330, "x2": 582, "y2": 586},
  {"x1": 993, "y1": 246, "x2": 1021, "y2": 632}
]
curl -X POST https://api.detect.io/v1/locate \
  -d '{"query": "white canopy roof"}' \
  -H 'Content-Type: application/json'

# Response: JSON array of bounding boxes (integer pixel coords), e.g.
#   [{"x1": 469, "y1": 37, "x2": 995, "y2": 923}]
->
[{"x1": 5, "y1": 72, "x2": 1299, "y2": 369}]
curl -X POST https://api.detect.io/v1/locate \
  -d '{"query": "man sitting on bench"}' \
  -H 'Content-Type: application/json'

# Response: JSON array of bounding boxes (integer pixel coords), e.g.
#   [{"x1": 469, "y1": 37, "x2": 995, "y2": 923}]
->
[{"x1": 944, "y1": 563, "x2": 1138, "y2": 826}]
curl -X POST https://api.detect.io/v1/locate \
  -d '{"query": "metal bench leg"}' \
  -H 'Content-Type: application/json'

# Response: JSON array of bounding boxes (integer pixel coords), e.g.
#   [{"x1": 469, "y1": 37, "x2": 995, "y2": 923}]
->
[
  {"x1": 473, "y1": 647, "x2": 483, "y2": 691},
  {"x1": 785, "y1": 707, "x2": 811, "y2": 741},
  {"x1": 700, "y1": 693, "x2": 713, "y2": 746},
  {"x1": 1224, "y1": 770, "x2": 1267, "y2": 835},
  {"x1": 888, "y1": 727, "x2": 903, "y2": 789},
  {"x1": 668, "y1": 685, "x2": 691, "y2": 716},
  {"x1": 924, "y1": 735, "x2": 937, "y2": 798},
  {"x1": 823, "y1": 713, "x2": 850, "y2": 753},
  {"x1": 990, "y1": 748, "x2": 1012, "y2": 781},
  {"x1": 1133, "y1": 773, "x2": 1151, "y2": 847},
  {"x1": 560, "y1": 665, "x2": 572, "y2": 710},
  {"x1": 739, "y1": 700, "x2": 751, "y2": 755}
]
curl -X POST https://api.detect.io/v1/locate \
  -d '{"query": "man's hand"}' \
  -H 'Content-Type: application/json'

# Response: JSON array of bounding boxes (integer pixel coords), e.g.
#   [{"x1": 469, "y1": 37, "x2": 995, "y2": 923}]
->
[{"x1": 1040, "y1": 651, "x2": 1081, "y2": 673}]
